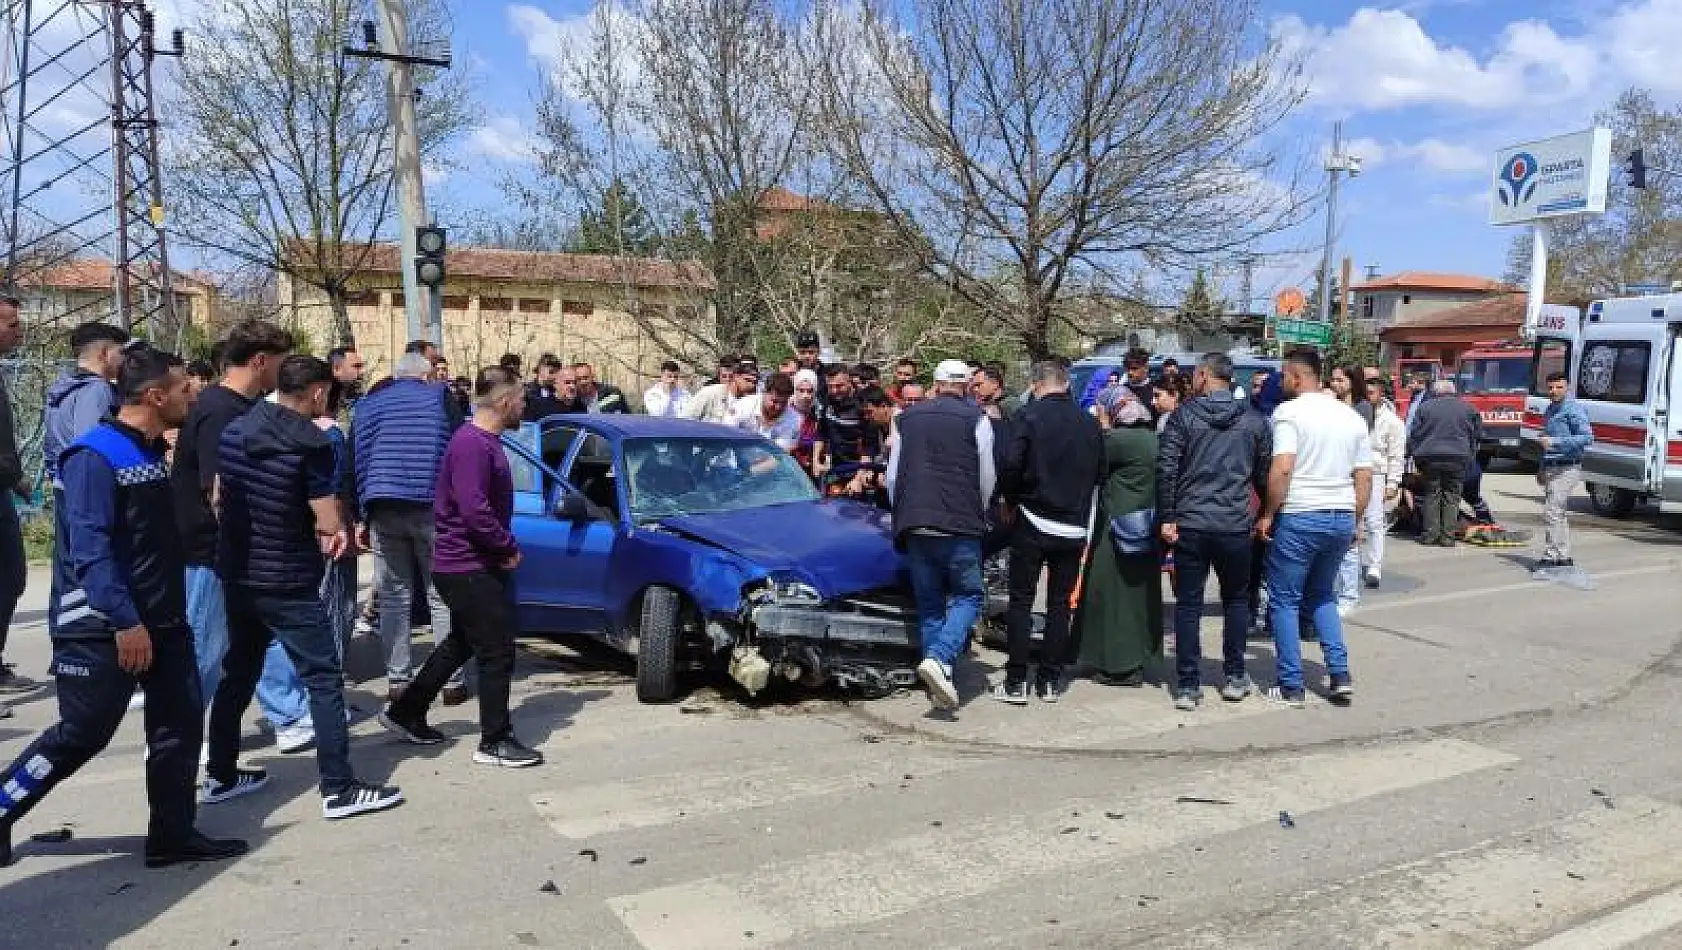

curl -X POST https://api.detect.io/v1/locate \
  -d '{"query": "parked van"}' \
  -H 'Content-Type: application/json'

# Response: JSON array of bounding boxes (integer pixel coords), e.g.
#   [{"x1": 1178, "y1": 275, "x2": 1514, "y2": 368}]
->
[{"x1": 1520, "y1": 298, "x2": 1682, "y2": 518}]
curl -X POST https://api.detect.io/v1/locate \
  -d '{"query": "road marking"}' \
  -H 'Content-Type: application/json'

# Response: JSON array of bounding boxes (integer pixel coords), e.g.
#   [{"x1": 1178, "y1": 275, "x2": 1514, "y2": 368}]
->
[
  {"x1": 606, "y1": 738, "x2": 1514, "y2": 950},
  {"x1": 1525, "y1": 884, "x2": 1682, "y2": 950},
  {"x1": 530, "y1": 745, "x2": 984, "y2": 839},
  {"x1": 1155, "y1": 796, "x2": 1682, "y2": 949},
  {"x1": 1360, "y1": 562, "x2": 1674, "y2": 613}
]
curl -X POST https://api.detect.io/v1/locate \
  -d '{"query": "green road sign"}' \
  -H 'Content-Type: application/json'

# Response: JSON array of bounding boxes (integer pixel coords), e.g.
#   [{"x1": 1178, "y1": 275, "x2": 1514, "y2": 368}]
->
[{"x1": 1271, "y1": 317, "x2": 1333, "y2": 347}]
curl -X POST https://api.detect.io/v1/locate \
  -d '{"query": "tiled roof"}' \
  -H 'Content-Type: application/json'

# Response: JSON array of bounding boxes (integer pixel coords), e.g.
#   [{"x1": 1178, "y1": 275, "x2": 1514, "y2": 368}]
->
[
  {"x1": 1378, "y1": 294, "x2": 1526, "y2": 337},
  {"x1": 14, "y1": 258, "x2": 211, "y2": 294},
  {"x1": 758, "y1": 187, "x2": 830, "y2": 213},
  {"x1": 1351, "y1": 271, "x2": 1515, "y2": 294},
  {"x1": 286, "y1": 242, "x2": 715, "y2": 291}
]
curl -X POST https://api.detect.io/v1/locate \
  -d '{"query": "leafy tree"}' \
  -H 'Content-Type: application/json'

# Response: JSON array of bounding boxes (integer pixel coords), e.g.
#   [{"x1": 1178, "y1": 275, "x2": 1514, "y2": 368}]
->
[
  {"x1": 572, "y1": 180, "x2": 662, "y2": 256},
  {"x1": 1176, "y1": 269, "x2": 1225, "y2": 338}
]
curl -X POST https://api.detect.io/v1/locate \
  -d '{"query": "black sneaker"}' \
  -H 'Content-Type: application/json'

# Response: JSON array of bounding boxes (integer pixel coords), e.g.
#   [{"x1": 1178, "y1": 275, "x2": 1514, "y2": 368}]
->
[
  {"x1": 378, "y1": 709, "x2": 446, "y2": 745},
  {"x1": 1328, "y1": 673, "x2": 1354, "y2": 705},
  {"x1": 201, "y1": 768, "x2": 269, "y2": 805},
  {"x1": 1035, "y1": 676, "x2": 1064, "y2": 704},
  {"x1": 322, "y1": 782, "x2": 404, "y2": 820},
  {"x1": 1263, "y1": 686, "x2": 1307, "y2": 709},
  {"x1": 991, "y1": 679, "x2": 1029, "y2": 705},
  {"x1": 474, "y1": 739, "x2": 544, "y2": 768},
  {"x1": 1363, "y1": 570, "x2": 1381, "y2": 590},
  {"x1": 144, "y1": 830, "x2": 249, "y2": 868},
  {"x1": 1, "y1": 823, "x2": 11, "y2": 868},
  {"x1": 0, "y1": 665, "x2": 39, "y2": 695}
]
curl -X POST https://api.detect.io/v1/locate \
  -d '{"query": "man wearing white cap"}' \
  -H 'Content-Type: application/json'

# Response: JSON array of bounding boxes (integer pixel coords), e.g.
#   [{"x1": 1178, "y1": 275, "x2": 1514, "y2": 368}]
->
[{"x1": 885, "y1": 360, "x2": 995, "y2": 710}]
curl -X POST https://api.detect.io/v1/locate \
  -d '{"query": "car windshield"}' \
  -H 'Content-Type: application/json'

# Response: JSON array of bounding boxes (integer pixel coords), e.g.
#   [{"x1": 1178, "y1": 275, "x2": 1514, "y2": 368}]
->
[
  {"x1": 1458, "y1": 357, "x2": 1529, "y2": 394},
  {"x1": 623, "y1": 437, "x2": 818, "y2": 522}
]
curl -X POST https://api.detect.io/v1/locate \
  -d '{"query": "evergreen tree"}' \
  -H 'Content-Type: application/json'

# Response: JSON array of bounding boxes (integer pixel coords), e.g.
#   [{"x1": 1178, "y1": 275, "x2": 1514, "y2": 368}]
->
[{"x1": 572, "y1": 179, "x2": 661, "y2": 256}]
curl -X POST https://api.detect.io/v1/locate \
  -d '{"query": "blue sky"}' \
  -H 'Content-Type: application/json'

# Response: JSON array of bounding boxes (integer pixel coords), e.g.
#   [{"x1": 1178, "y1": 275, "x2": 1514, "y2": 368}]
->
[{"x1": 221, "y1": 1, "x2": 1682, "y2": 307}]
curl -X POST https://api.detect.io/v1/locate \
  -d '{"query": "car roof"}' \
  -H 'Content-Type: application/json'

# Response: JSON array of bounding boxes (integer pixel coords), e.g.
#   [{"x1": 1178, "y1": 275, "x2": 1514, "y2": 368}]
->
[{"x1": 537, "y1": 413, "x2": 760, "y2": 441}]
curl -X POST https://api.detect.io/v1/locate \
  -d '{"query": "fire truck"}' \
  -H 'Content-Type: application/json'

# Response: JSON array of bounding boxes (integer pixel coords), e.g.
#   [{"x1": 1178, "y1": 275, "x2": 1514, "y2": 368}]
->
[{"x1": 1453, "y1": 341, "x2": 1533, "y2": 466}]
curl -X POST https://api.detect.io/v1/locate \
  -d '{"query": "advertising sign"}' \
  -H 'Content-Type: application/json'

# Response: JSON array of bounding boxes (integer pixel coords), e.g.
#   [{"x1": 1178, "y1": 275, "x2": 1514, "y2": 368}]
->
[
  {"x1": 1271, "y1": 317, "x2": 1332, "y2": 347},
  {"x1": 1490, "y1": 128, "x2": 1611, "y2": 226}
]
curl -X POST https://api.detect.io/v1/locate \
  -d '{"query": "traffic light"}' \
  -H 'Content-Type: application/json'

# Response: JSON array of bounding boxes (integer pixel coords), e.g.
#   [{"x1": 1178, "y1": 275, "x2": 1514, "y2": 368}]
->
[
  {"x1": 415, "y1": 226, "x2": 446, "y2": 289},
  {"x1": 1626, "y1": 148, "x2": 1648, "y2": 189}
]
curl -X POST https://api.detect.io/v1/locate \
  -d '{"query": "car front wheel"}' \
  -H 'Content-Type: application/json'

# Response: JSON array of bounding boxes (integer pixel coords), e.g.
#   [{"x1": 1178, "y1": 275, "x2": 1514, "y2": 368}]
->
[
  {"x1": 636, "y1": 586, "x2": 682, "y2": 703},
  {"x1": 1586, "y1": 482, "x2": 1638, "y2": 519}
]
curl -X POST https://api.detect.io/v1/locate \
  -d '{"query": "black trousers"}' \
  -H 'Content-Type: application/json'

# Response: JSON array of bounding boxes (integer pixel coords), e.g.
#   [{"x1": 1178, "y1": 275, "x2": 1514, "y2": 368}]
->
[
  {"x1": 0, "y1": 631, "x2": 201, "y2": 844},
  {"x1": 1173, "y1": 530, "x2": 1253, "y2": 690},
  {"x1": 390, "y1": 570, "x2": 516, "y2": 746},
  {"x1": 1005, "y1": 522, "x2": 1085, "y2": 683},
  {"x1": 1418, "y1": 457, "x2": 1466, "y2": 543}
]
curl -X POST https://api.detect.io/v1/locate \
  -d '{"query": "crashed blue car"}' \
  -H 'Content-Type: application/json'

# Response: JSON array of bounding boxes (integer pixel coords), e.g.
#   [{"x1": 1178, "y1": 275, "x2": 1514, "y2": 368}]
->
[{"x1": 502, "y1": 415, "x2": 919, "y2": 702}]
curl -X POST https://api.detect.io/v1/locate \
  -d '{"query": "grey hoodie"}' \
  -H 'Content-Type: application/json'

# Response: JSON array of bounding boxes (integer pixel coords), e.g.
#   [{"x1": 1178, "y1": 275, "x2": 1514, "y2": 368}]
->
[{"x1": 43, "y1": 368, "x2": 116, "y2": 482}]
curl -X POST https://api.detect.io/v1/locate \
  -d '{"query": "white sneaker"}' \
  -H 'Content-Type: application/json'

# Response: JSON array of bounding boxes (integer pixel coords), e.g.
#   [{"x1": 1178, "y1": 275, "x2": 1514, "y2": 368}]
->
[
  {"x1": 275, "y1": 721, "x2": 316, "y2": 754},
  {"x1": 127, "y1": 689, "x2": 146, "y2": 711},
  {"x1": 1336, "y1": 604, "x2": 1354, "y2": 619},
  {"x1": 916, "y1": 658, "x2": 959, "y2": 709}
]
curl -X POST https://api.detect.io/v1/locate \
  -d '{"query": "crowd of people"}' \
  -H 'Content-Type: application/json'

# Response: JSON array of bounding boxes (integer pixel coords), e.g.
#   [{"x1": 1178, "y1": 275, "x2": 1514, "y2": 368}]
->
[{"x1": 0, "y1": 298, "x2": 1598, "y2": 866}]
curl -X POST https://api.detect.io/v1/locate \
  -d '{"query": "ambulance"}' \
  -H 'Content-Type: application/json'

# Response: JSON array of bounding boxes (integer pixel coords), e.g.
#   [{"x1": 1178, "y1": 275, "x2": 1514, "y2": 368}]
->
[{"x1": 1520, "y1": 296, "x2": 1682, "y2": 518}]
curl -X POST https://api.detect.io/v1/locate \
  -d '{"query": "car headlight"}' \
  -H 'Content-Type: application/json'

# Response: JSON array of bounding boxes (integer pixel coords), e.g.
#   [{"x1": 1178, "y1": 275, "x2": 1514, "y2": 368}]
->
[{"x1": 750, "y1": 576, "x2": 823, "y2": 607}]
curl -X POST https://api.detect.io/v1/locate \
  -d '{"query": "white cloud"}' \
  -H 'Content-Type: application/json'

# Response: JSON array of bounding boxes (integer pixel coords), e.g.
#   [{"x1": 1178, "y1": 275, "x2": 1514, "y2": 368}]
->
[
  {"x1": 507, "y1": 2, "x2": 647, "y2": 92},
  {"x1": 466, "y1": 115, "x2": 536, "y2": 163},
  {"x1": 1335, "y1": 136, "x2": 1486, "y2": 176}
]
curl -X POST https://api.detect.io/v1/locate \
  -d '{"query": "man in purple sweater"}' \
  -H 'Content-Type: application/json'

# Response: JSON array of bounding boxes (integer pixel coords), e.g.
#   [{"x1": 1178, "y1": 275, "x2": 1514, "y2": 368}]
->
[{"x1": 377, "y1": 367, "x2": 541, "y2": 768}]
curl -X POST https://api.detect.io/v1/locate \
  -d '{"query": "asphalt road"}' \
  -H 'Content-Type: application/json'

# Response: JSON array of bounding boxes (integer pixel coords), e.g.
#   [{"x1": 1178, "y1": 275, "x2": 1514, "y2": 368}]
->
[{"x1": 4, "y1": 470, "x2": 1682, "y2": 949}]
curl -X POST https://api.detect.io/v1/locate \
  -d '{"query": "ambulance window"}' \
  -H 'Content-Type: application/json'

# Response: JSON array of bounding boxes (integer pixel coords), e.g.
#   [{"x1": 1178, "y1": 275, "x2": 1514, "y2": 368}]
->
[
  {"x1": 1576, "y1": 341, "x2": 1650, "y2": 404},
  {"x1": 1529, "y1": 340, "x2": 1571, "y2": 396}
]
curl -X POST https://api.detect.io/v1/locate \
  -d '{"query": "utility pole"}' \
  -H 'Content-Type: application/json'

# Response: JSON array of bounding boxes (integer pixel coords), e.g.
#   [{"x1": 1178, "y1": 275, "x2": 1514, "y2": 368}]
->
[
  {"x1": 1318, "y1": 121, "x2": 1361, "y2": 325},
  {"x1": 347, "y1": 2, "x2": 450, "y2": 347},
  {"x1": 1238, "y1": 253, "x2": 1255, "y2": 316}
]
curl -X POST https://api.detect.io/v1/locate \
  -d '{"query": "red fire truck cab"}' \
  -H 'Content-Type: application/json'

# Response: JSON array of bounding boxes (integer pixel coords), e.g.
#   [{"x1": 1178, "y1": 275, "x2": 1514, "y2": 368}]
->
[{"x1": 1453, "y1": 341, "x2": 1531, "y2": 466}]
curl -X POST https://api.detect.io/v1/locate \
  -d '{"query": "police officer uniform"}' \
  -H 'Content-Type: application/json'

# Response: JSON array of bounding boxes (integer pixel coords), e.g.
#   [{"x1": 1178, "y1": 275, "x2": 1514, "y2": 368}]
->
[{"x1": 0, "y1": 419, "x2": 244, "y2": 867}]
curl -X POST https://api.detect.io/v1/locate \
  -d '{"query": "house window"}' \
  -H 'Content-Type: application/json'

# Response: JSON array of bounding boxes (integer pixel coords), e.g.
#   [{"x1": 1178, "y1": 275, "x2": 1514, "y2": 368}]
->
[
  {"x1": 519, "y1": 298, "x2": 550, "y2": 313},
  {"x1": 480, "y1": 297, "x2": 513, "y2": 312},
  {"x1": 345, "y1": 290, "x2": 379, "y2": 307},
  {"x1": 389, "y1": 292, "x2": 405, "y2": 308},
  {"x1": 1402, "y1": 294, "x2": 1412, "y2": 305},
  {"x1": 441, "y1": 295, "x2": 471, "y2": 310},
  {"x1": 1360, "y1": 295, "x2": 1374, "y2": 319},
  {"x1": 562, "y1": 299, "x2": 594, "y2": 316},
  {"x1": 674, "y1": 305, "x2": 699, "y2": 322}
]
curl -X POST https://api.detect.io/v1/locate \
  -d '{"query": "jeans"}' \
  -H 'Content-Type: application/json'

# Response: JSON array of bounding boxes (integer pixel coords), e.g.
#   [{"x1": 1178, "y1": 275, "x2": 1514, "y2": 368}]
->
[
  {"x1": 1266, "y1": 511, "x2": 1353, "y2": 692},
  {"x1": 1417, "y1": 457, "x2": 1465, "y2": 544},
  {"x1": 0, "y1": 631, "x2": 200, "y2": 843},
  {"x1": 210, "y1": 585, "x2": 355, "y2": 795},
  {"x1": 1539, "y1": 464, "x2": 1582, "y2": 560},
  {"x1": 390, "y1": 571, "x2": 517, "y2": 745},
  {"x1": 0, "y1": 493, "x2": 25, "y2": 659},
  {"x1": 1173, "y1": 529, "x2": 1252, "y2": 691},
  {"x1": 320, "y1": 554, "x2": 357, "y2": 665},
  {"x1": 369, "y1": 505, "x2": 457, "y2": 687},
  {"x1": 187, "y1": 565, "x2": 310, "y2": 728},
  {"x1": 903, "y1": 534, "x2": 985, "y2": 670},
  {"x1": 1006, "y1": 522, "x2": 1084, "y2": 683}
]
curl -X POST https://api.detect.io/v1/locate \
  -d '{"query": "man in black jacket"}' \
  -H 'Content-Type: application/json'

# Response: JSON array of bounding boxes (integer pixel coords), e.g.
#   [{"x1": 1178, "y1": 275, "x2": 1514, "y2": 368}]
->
[
  {"x1": 996, "y1": 360, "x2": 1105, "y2": 703},
  {"x1": 885, "y1": 360, "x2": 995, "y2": 710},
  {"x1": 1158, "y1": 353, "x2": 1272, "y2": 710},
  {"x1": 1407, "y1": 379, "x2": 1481, "y2": 547},
  {"x1": 0, "y1": 298, "x2": 28, "y2": 705},
  {"x1": 0, "y1": 346, "x2": 247, "y2": 868}
]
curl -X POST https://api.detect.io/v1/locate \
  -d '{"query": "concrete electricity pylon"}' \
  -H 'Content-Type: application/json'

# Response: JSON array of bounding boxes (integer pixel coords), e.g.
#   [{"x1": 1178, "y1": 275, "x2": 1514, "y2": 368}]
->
[{"x1": 0, "y1": 0, "x2": 182, "y2": 337}]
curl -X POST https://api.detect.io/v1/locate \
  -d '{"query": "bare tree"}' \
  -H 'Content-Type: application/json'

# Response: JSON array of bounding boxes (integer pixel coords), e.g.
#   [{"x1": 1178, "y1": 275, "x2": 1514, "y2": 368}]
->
[
  {"x1": 815, "y1": 0, "x2": 1311, "y2": 360},
  {"x1": 164, "y1": 0, "x2": 471, "y2": 345}
]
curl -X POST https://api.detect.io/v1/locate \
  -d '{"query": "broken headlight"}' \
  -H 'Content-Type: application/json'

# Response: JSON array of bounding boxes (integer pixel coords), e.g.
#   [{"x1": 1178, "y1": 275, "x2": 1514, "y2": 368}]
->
[{"x1": 746, "y1": 576, "x2": 824, "y2": 607}]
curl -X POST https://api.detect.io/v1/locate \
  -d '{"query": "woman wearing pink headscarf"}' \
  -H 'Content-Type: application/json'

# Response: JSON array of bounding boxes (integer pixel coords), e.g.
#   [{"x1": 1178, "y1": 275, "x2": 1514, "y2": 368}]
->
[{"x1": 790, "y1": 369, "x2": 822, "y2": 476}]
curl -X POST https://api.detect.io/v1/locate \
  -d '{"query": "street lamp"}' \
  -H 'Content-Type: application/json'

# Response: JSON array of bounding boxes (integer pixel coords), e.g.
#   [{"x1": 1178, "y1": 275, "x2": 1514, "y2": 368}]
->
[{"x1": 1317, "y1": 121, "x2": 1361, "y2": 326}]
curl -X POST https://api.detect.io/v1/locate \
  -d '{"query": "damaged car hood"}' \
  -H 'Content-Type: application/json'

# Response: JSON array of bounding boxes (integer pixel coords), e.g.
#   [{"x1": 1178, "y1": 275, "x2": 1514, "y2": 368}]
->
[{"x1": 656, "y1": 500, "x2": 904, "y2": 598}]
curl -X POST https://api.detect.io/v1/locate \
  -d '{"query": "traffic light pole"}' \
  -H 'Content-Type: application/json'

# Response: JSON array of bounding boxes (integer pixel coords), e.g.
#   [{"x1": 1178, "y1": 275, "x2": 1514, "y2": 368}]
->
[{"x1": 376, "y1": 0, "x2": 438, "y2": 347}]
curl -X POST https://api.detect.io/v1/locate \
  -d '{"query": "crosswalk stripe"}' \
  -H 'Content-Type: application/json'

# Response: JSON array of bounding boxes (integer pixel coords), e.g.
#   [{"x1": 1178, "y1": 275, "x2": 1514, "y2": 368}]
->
[
  {"x1": 530, "y1": 745, "x2": 984, "y2": 839},
  {"x1": 606, "y1": 738, "x2": 1514, "y2": 950},
  {"x1": 1156, "y1": 796, "x2": 1682, "y2": 949}
]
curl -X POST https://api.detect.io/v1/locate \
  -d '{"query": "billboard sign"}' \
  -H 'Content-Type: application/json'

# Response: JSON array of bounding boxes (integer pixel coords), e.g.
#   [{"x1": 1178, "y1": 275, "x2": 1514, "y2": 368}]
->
[{"x1": 1490, "y1": 128, "x2": 1611, "y2": 226}]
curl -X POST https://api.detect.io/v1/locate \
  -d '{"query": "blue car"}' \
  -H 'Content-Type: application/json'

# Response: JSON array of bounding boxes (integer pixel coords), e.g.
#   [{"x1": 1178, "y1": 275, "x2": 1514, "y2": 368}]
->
[{"x1": 501, "y1": 415, "x2": 919, "y2": 703}]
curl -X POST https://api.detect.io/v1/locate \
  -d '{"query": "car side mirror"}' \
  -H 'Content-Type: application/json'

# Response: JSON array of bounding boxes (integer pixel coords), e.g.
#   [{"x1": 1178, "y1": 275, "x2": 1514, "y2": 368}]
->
[{"x1": 552, "y1": 492, "x2": 591, "y2": 521}]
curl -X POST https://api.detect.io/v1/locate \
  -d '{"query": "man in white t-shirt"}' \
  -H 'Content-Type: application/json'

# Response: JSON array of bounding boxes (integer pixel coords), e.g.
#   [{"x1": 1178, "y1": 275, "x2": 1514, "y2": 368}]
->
[
  {"x1": 1257, "y1": 348, "x2": 1373, "y2": 709},
  {"x1": 685, "y1": 359, "x2": 757, "y2": 425},
  {"x1": 728, "y1": 372, "x2": 801, "y2": 450}
]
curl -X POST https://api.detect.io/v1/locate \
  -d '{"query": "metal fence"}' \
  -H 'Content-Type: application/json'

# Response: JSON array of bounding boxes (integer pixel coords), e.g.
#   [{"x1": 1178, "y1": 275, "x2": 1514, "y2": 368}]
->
[{"x1": 1, "y1": 356, "x2": 74, "y2": 514}]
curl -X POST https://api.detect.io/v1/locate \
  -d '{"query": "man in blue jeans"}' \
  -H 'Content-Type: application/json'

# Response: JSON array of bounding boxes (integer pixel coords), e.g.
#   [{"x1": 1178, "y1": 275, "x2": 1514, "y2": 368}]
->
[
  {"x1": 1157, "y1": 354, "x2": 1272, "y2": 711},
  {"x1": 1257, "y1": 349, "x2": 1374, "y2": 708},
  {"x1": 886, "y1": 360, "x2": 996, "y2": 711},
  {"x1": 207, "y1": 356, "x2": 402, "y2": 820}
]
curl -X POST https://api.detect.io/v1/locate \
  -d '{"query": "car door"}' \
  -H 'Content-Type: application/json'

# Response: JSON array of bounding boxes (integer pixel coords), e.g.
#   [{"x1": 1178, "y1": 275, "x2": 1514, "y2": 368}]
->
[
  {"x1": 502, "y1": 425, "x2": 619, "y2": 638},
  {"x1": 1575, "y1": 326, "x2": 1663, "y2": 491}
]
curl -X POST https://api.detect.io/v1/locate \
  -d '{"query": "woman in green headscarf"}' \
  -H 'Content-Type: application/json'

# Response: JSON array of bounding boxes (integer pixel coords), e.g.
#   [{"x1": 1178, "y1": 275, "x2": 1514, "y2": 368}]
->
[{"x1": 1074, "y1": 389, "x2": 1163, "y2": 685}]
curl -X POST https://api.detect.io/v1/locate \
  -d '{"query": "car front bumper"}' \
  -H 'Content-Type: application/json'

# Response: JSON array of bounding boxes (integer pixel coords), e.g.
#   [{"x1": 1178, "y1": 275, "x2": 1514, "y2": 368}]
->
[{"x1": 750, "y1": 604, "x2": 919, "y2": 648}]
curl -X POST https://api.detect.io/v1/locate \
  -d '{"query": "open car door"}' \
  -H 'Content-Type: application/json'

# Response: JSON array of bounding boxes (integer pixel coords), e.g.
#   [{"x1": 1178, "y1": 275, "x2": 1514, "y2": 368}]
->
[{"x1": 501, "y1": 423, "x2": 619, "y2": 639}]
